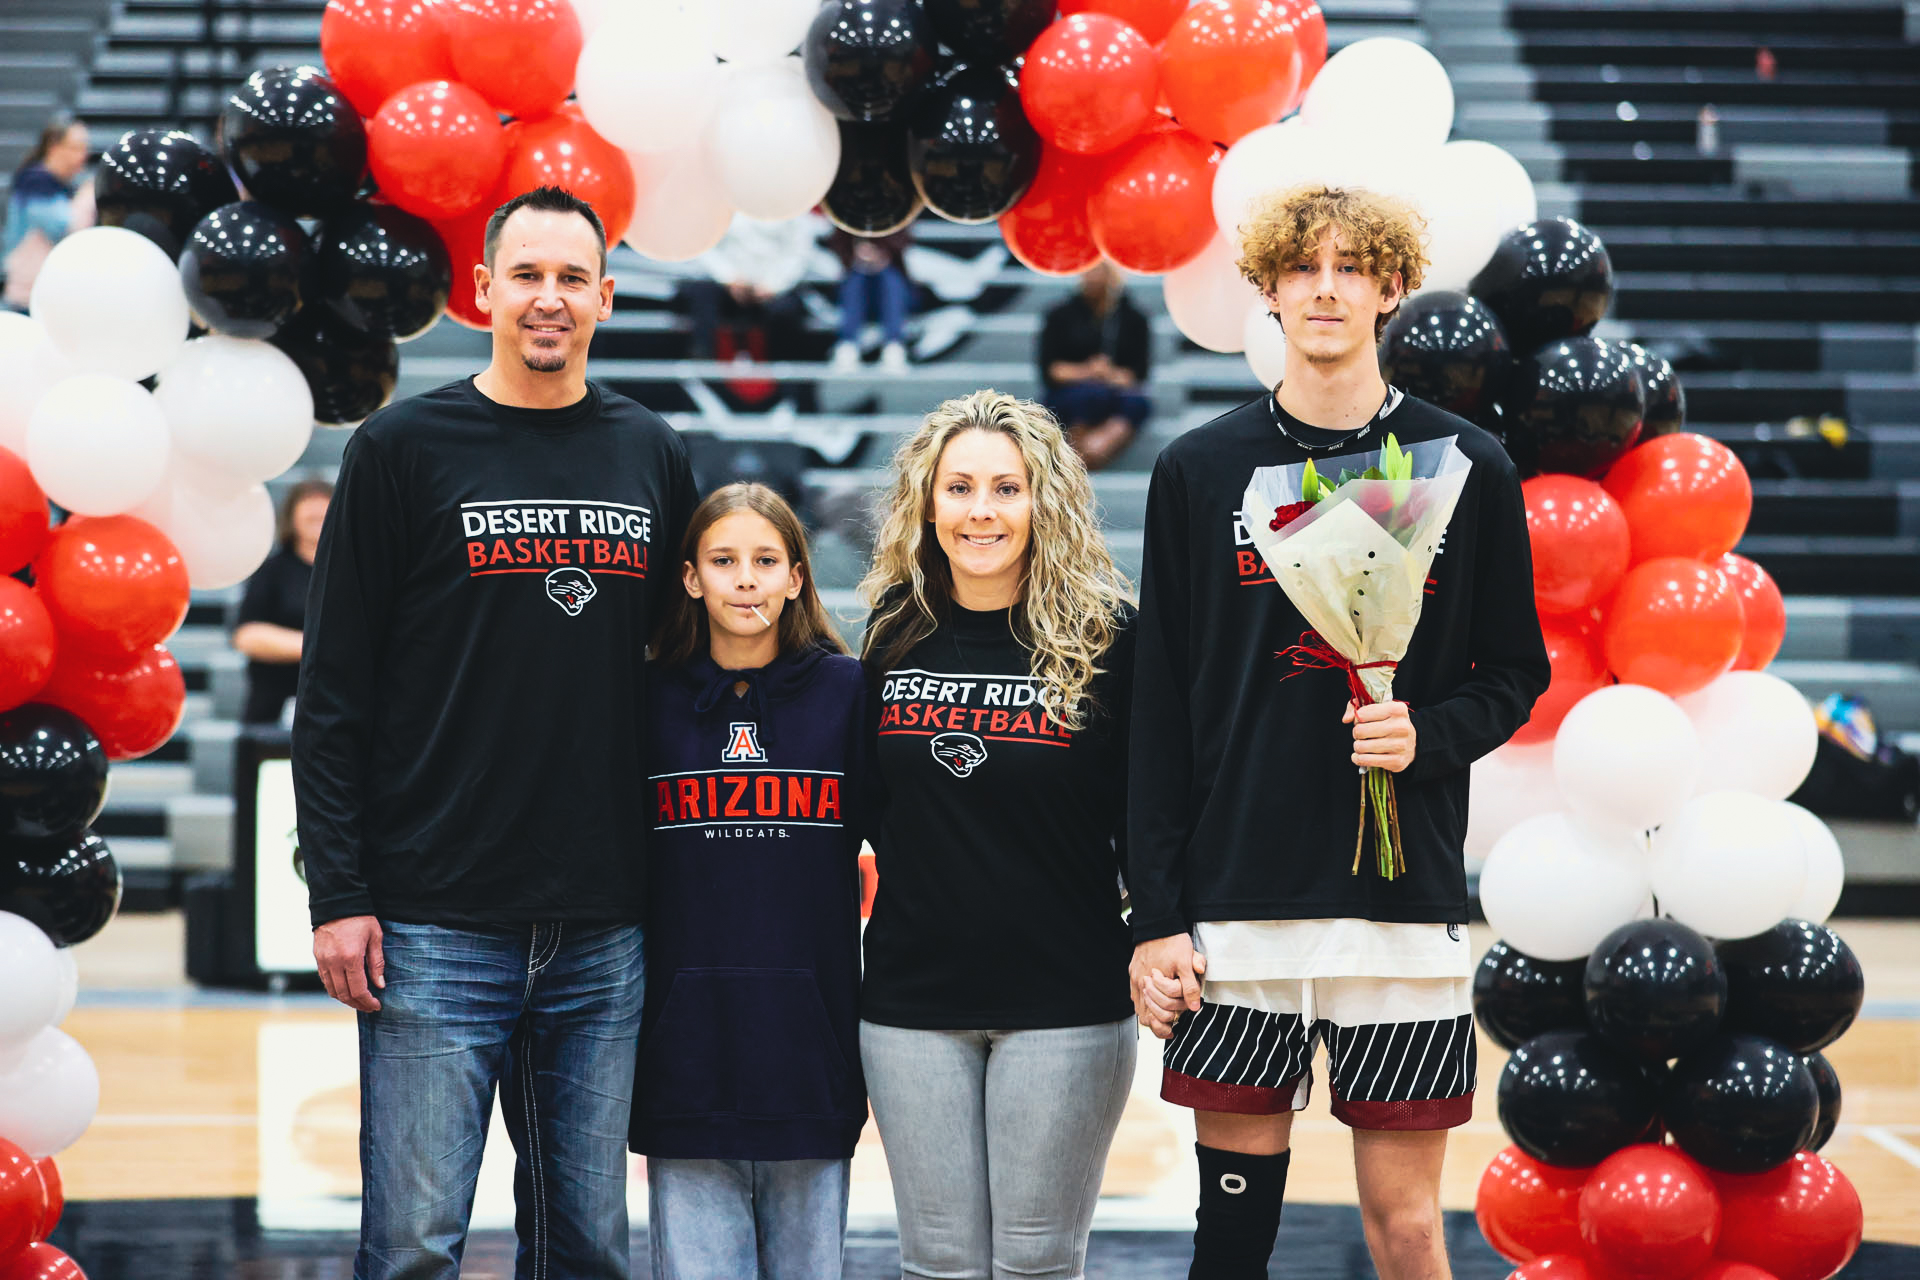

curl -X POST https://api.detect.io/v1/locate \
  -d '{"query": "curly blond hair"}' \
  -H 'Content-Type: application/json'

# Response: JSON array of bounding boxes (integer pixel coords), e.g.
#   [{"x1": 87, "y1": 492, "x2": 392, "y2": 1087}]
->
[
  {"x1": 859, "y1": 390, "x2": 1132, "y2": 731},
  {"x1": 1237, "y1": 184, "x2": 1429, "y2": 338}
]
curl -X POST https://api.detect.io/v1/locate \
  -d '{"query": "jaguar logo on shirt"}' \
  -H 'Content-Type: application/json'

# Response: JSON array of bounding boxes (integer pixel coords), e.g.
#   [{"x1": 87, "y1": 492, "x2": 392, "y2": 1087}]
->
[
  {"x1": 545, "y1": 567, "x2": 597, "y2": 616},
  {"x1": 460, "y1": 501, "x2": 652, "y2": 606},
  {"x1": 723, "y1": 722, "x2": 767, "y2": 762},
  {"x1": 930, "y1": 732, "x2": 988, "y2": 777}
]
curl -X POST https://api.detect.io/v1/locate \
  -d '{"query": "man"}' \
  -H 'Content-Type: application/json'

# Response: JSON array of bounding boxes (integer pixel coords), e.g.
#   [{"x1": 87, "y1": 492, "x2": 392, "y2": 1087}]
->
[
  {"x1": 296, "y1": 185, "x2": 695, "y2": 1280},
  {"x1": 1127, "y1": 186, "x2": 1549, "y2": 1280},
  {"x1": 1038, "y1": 261, "x2": 1151, "y2": 471}
]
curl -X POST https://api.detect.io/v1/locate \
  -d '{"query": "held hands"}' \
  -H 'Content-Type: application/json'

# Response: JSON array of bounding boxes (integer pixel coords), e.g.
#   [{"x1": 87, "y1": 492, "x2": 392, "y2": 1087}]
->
[
  {"x1": 1346, "y1": 700, "x2": 1416, "y2": 772},
  {"x1": 1130, "y1": 934, "x2": 1205, "y2": 1040},
  {"x1": 314, "y1": 915, "x2": 385, "y2": 1011}
]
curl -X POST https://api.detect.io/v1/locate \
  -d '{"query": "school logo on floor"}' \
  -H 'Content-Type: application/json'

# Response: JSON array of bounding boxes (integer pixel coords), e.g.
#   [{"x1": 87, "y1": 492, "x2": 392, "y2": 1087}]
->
[
  {"x1": 723, "y1": 722, "x2": 767, "y2": 762},
  {"x1": 930, "y1": 732, "x2": 988, "y2": 777},
  {"x1": 545, "y1": 567, "x2": 597, "y2": 616}
]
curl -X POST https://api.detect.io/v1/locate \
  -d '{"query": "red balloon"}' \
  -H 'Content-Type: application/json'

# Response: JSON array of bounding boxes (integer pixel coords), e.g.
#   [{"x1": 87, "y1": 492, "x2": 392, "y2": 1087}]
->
[
  {"x1": 0, "y1": 578, "x2": 56, "y2": 713},
  {"x1": 1511, "y1": 616, "x2": 1606, "y2": 746},
  {"x1": 32, "y1": 1158, "x2": 60, "y2": 1243},
  {"x1": 40, "y1": 643, "x2": 186, "y2": 762},
  {"x1": 1711, "y1": 1153, "x2": 1862, "y2": 1280},
  {"x1": 1524, "y1": 474, "x2": 1631, "y2": 615},
  {"x1": 1161, "y1": 0, "x2": 1302, "y2": 146},
  {"x1": 1578, "y1": 1144, "x2": 1721, "y2": 1280},
  {"x1": 1476, "y1": 1145, "x2": 1590, "y2": 1263},
  {"x1": 0, "y1": 446, "x2": 50, "y2": 576},
  {"x1": 1602, "y1": 432, "x2": 1752, "y2": 565},
  {"x1": 0, "y1": 1243, "x2": 83, "y2": 1280},
  {"x1": 1689, "y1": 1264, "x2": 1779, "y2": 1280},
  {"x1": 1020, "y1": 15, "x2": 1160, "y2": 156},
  {"x1": 1601, "y1": 557, "x2": 1744, "y2": 697},
  {"x1": 432, "y1": 201, "x2": 496, "y2": 330},
  {"x1": 1716, "y1": 553, "x2": 1785, "y2": 672},
  {"x1": 1086, "y1": 125, "x2": 1218, "y2": 274},
  {"x1": 446, "y1": 0, "x2": 581, "y2": 122},
  {"x1": 33, "y1": 516, "x2": 189, "y2": 658},
  {"x1": 498, "y1": 114, "x2": 636, "y2": 247},
  {"x1": 1510, "y1": 1256, "x2": 1593, "y2": 1280},
  {"x1": 998, "y1": 146, "x2": 1103, "y2": 276},
  {"x1": 320, "y1": 0, "x2": 454, "y2": 118},
  {"x1": 1284, "y1": 0, "x2": 1327, "y2": 95},
  {"x1": 368, "y1": 79, "x2": 510, "y2": 221},
  {"x1": 0, "y1": 1138, "x2": 47, "y2": 1259},
  {"x1": 1057, "y1": 0, "x2": 1188, "y2": 42}
]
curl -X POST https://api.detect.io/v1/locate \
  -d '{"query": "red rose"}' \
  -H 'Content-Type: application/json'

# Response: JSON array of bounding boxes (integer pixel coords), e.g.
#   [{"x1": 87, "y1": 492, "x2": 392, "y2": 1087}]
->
[{"x1": 1269, "y1": 500, "x2": 1314, "y2": 532}]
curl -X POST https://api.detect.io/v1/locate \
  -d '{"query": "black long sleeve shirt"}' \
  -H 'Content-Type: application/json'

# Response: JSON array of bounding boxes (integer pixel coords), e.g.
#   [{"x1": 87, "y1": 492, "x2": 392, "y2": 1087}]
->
[
  {"x1": 1126, "y1": 392, "x2": 1549, "y2": 940},
  {"x1": 294, "y1": 377, "x2": 696, "y2": 927}
]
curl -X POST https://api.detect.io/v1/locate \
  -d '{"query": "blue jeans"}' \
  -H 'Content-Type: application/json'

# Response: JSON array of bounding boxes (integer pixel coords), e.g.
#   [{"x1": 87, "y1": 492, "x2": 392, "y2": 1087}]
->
[
  {"x1": 646, "y1": 1157, "x2": 850, "y2": 1280},
  {"x1": 838, "y1": 266, "x2": 910, "y2": 344},
  {"x1": 356, "y1": 920, "x2": 646, "y2": 1280},
  {"x1": 1046, "y1": 382, "x2": 1151, "y2": 431}
]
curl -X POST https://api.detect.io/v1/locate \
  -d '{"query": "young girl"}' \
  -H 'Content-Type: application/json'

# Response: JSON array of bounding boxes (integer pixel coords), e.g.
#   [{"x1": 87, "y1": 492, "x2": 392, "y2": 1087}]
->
[{"x1": 632, "y1": 482, "x2": 869, "y2": 1280}]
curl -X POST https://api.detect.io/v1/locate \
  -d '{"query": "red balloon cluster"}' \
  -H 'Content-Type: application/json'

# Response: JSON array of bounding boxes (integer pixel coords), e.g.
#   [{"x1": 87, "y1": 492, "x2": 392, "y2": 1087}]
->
[
  {"x1": 1479, "y1": 1145, "x2": 1862, "y2": 1280},
  {"x1": 0, "y1": 449, "x2": 186, "y2": 760},
  {"x1": 0, "y1": 1143, "x2": 68, "y2": 1279}
]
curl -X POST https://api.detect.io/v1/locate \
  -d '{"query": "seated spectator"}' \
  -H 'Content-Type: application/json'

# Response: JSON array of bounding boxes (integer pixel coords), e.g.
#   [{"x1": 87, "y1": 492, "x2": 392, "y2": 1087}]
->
[
  {"x1": 232, "y1": 479, "x2": 332, "y2": 726},
  {"x1": 680, "y1": 212, "x2": 819, "y2": 365},
  {"x1": 828, "y1": 227, "x2": 912, "y2": 373},
  {"x1": 3, "y1": 114, "x2": 92, "y2": 310},
  {"x1": 1039, "y1": 262, "x2": 1150, "y2": 471}
]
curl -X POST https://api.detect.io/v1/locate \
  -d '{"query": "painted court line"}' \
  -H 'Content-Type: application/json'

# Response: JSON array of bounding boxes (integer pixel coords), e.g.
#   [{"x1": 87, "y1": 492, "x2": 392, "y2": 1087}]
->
[{"x1": 1863, "y1": 1127, "x2": 1920, "y2": 1170}]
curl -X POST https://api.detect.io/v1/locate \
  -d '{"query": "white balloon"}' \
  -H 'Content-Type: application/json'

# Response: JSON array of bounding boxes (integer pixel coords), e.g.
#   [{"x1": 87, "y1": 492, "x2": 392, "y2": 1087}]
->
[
  {"x1": 0, "y1": 1026, "x2": 99, "y2": 1157},
  {"x1": 1467, "y1": 739, "x2": 1563, "y2": 863},
  {"x1": 155, "y1": 336, "x2": 314, "y2": 484},
  {"x1": 705, "y1": 60, "x2": 840, "y2": 221},
  {"x1": 1299, "y1": 37, "x2": 1454, "y2": 154},
  {"x1": 1651, "y1": 791, "x2": 1809, "y2": 940},
  {"x1": 576, "y1": 2, "x2": 723, "y2": 155},
  {"x1": 704, "y1": 0, "x2": 815, "y2": 64},
  {"x1": 26, "y1": 374, "x2": 171, "y2": 516},
  {"x1": 1164, "y1": 236, "x2": 1261, "y2": 354},
  {"x1": 0, "y1": 913, "x2": 61, "y2": 1049},
  {"x1": 132, "y1": 454, "x2": 275, "y2": 590},
  {"x1": 1677, "y1": 670, "x2": 1820, "y2": 801},
  {"x1": 1479, "y1": 812, "x2": 1652, "y2": 962},
  {"x1": 1212, "y1": 120, "x2": 1336, "y2": 250},
  {"x1": 0, "y1": 313, "x2": 75, "y2": 456},
  {"x1": 30, "y1": 225, "x2": 189, "y2": 381},
  {"x1": 625, "y1": 145, "x2": 735, "y2": 262},
  {"x1": 1782, "y1": 802, "x2": 1844, "y2": 925},
  {"x1": 48, "y1": 947, "x2": 77, "y2": 1028},
  {"x1": 1554, "y1": 684, "x2": 1701, "y2": 833},
  {"x1": 1242, "y1": 300, "x2": 1288, "y2": 388},
  {"x1": 568, "y1": 0, "x2": 611, "y2": 37},
  {"x1": 1407, "y1": 140, "x2": 1536, "y2": 294}
]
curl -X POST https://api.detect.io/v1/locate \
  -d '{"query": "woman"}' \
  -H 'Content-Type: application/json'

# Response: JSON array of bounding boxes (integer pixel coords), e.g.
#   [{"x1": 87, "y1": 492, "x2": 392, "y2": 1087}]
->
[
  {"x1": 4, "y1": 114, "x2": 91, "y2": 310},
  {"x1": 858, "y1": 389, "x2": 1136, "y2": 1279},
  {"x1": 233, "y1": 478, "x2": 332, "y2": 725}
]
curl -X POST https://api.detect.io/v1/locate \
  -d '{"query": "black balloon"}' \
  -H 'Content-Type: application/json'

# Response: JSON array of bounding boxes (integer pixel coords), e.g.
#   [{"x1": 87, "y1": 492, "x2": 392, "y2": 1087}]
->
[
  {"x1": 1622, "y1": 342, "x2": 1686, "y2": 439},
  {"x1": 0, "y1": 704, "x2": 108, "y2": 843},
  {"x1": 1496, "y1": 1030, "x2": 1661, "y2": 1168},
  {"x1": 271, "y1": 304, "x2": 399, "y2": 427},
  {"x1": 924, "y1": 0, "x2": 1054, "y2": 61},
  {"x1": 1473, "y1": 940, "x2": 1588, "y2": 1052},
  {"x1": 0, "y1": 829, "x2": 121, "y2": 947},
  {"x1": 178, "y1": 201, "x2": 309, "y2": 339},
  {"x1": 1379, "y1": 291, "x2": 1514, "y2": 427},
  {"x1": 314, "y1": 202, "x2": 452, "y2": 341},
  {"x1": 906, "y1": 65, "x2": 1042, "y2": 224},
  {"x1": 1503, "y1": 336, "x2": 1645, "y2": 478},
  {"x1": 1583, "y1": 918, "x2": 1727, "y2": 1063},
  {"x1": 1469, "y1": 216, "x2": 1614, "y2": 353},
  {"x1": 94, "y1": 128, "x2": 240, "y2": 259},
  {"x1": 220, "y1": 65, "x2": 367, "y2": 218},
  {"x1": 803, "y1": 0, "x2": 938, "y2": 123},
  {"x1": 1664, "y1": 1032, "x2": 1819, "y2": 1173},
  {"x1": 1717, "y1": 919, "x2": 1865, "y2": 1054},
  {"x1": 1802, "y1": 1051, "x2": 1841, "y2": 1152},
  {"x1": 823, "y1": 121, "x2": 924, "y2": 237}
]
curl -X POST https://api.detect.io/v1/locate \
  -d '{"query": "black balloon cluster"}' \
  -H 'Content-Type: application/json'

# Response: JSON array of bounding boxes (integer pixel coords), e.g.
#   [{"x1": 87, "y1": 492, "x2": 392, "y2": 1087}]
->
[
  {"x1": 0, "y1": 705, "x2": 123, "y2": 948},
  {"x1": 804, "y1": 0, "x2": 1043, "y2": 231},
  {"x1": 1480, "y1": 917, "x2": 1862, "y2": 1174}
]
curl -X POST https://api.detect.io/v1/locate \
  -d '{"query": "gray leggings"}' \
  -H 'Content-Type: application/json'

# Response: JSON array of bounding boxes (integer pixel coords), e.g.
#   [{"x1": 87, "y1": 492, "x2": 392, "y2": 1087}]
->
[{"x1": 859, "y1": 1018, "x2": 1137, "y2": 1280}]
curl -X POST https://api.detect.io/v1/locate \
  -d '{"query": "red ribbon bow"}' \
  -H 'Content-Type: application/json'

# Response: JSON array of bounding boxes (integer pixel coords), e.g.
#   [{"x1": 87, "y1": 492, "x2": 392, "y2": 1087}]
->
[{"x1": 1275, "y1": 630, "x2": 1397, "y2": 707}]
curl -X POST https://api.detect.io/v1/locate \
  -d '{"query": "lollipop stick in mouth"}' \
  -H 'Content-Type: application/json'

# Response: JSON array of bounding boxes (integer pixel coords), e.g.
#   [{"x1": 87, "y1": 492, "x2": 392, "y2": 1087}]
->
[{"x1": 750, "y1": 605, "x2": 772, "y2": 629}]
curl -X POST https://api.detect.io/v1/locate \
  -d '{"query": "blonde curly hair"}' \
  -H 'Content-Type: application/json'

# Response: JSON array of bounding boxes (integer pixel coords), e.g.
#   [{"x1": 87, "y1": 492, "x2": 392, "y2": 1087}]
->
[
  {"x1": 859, "y1": 390, "x2": 1132, "y2": 731},
  {"x1": 1237, "y1": 184, "x2": 1429, "y2": 338}
]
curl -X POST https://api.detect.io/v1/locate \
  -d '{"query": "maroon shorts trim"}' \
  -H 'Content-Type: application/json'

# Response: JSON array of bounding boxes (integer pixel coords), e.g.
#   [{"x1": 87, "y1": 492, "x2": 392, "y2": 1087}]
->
[
  {"x1": 1330, "y1": 1090, "x2": 1475, "y2": 1131},
  {"x1": 1162, "y1": 1067, "x2": 1304, "y2": 1115}
]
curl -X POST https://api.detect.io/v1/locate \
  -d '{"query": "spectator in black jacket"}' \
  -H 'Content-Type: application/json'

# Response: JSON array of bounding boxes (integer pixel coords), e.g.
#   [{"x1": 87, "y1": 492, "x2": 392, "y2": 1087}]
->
[
  {"x1": 232, "y1": 478, "x2": 332, "y2": 726},
  {"x1": 1038, "y1": 262, "x2": 1151, "y2": 470}
]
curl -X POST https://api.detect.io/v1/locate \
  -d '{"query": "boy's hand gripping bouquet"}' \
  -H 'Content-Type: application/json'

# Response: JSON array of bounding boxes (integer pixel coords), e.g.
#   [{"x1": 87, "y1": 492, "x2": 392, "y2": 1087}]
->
[{"x1": 1241, "y1": 434, "x2": 1473, "y2": 878}]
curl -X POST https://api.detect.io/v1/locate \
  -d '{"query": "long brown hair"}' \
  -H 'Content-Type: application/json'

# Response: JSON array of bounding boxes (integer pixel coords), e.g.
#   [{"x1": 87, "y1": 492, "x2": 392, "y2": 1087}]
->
[{"x1": 654, "y1": 483, "x2": 848, "y2": 666}]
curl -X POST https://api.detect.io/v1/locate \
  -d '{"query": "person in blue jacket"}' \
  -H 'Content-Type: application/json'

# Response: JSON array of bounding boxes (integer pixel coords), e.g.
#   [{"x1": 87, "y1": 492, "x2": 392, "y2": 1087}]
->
[{"x1": 633, "y1": 481, "x2": 869, "y2": 1280}]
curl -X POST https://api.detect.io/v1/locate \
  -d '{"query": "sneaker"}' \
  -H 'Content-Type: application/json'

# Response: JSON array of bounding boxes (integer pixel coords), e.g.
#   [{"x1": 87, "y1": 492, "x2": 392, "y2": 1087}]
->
[
  {"x1": 829, "y1": 340, "x2": 860, "y2": 372},
  {"x1": 880, "y1": 341, "x2": 909, "y2": 373}
]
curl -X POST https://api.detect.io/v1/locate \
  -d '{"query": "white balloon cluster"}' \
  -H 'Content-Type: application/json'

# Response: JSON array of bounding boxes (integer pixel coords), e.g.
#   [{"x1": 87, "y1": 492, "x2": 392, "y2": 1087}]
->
[
  {"x1": 0, "y1": 913, "x2": 96, "y2": 1159},
  {"x1": 1474, "y1": 673, "x2": 1840, "y2": 961},
  {"x1": 1165, "y1": 38, "x2": 1535, "y2": 383},
  {"x1": 573, "y1": 0, "x2": 836, "y2": 259},
  {"x1": 3, "y1": 226, "x2": 310, "y2": 590}
]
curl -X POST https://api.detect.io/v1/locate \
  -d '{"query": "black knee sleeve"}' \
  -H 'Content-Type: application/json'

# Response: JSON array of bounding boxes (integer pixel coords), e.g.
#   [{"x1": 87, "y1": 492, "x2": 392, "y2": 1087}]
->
[{"x1": 1189, "y1": 1143, "x2": 1290, "y2": 1280}]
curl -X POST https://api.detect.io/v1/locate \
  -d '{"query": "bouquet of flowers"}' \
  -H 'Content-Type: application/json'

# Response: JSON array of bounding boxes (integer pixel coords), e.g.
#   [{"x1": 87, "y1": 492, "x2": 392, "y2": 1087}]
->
[{"x1": 1241, "y1": 434, "x2": 1473, "y2": 878}]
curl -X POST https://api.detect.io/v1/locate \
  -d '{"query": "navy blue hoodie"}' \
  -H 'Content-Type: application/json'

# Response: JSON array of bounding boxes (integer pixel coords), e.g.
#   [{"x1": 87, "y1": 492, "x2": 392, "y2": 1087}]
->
[{"x1": 630, "y1": 645, "x2": 870, "y2": 1161}]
